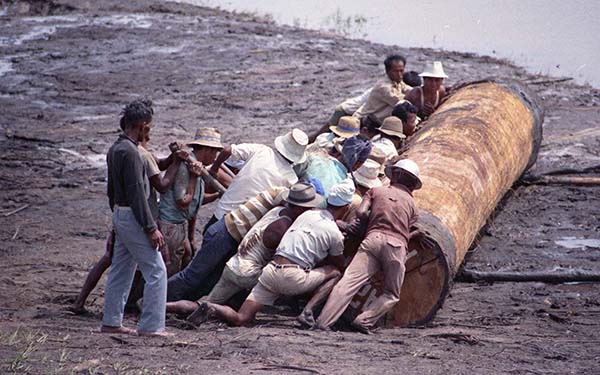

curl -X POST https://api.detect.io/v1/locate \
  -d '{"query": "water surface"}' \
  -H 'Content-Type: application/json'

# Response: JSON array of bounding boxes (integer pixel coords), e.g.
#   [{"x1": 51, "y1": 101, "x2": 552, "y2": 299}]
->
[{"x1": 172, "y1": 0, "x2": 600, "y2": 87}]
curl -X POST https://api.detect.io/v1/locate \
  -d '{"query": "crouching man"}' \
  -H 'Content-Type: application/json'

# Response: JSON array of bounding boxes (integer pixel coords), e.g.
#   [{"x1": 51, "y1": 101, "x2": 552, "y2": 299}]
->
[
  {"x1": 188, "y1": 180, "x2": 356, "y2": 327},
  {"x1": 316, "y1": 159, "x2": 422, "y2": 333}
]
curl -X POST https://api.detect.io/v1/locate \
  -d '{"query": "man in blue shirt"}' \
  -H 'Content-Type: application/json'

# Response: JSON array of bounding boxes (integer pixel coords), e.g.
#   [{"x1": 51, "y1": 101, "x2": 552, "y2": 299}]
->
[{"x1": 158, "y1": 128, "x2": 223, "y2": 276}]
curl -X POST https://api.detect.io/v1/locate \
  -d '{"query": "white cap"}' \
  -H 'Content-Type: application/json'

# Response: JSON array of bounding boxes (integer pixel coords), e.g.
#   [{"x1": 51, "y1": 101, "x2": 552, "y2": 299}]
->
[{"x1": 327, "y1": 178, "x2": 355, "y2": 207}]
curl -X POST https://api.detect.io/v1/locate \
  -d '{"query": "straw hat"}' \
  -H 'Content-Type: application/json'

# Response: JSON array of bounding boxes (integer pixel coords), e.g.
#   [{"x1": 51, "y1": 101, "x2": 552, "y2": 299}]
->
[
  {"x1": 384, "y1": 159, "x2": 422, "y2": 189},
  {"x1": 327, "y1": 178, "x2": 355, "y2": 207},
  {"x1": 187, "y1": 127, "x2": 223, "y2": 149},
  {"x1": 354, "y1": 159, "x2": 383, "y2": 189},
  {"x1": 274, "y1": 128, "x2": 308, "y2": 164},
  {"x1": 329, "y1": 116, "x2": 360, "y2": 138},
  {"x1": 379, "y1": 116, "x2": 406, "y2": 139},
  {"x1": 282, "y1": 182, "x2": 324, "y2": 208},
  {"x1": 419, "y1": 61, "x2": 448, "y2": 79}
]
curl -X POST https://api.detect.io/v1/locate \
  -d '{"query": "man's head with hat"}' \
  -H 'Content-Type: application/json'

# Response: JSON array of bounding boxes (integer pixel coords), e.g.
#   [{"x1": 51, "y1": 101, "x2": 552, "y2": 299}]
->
[
  {"x1": 274, "y1": 128, "x2": 309, "y2": 164},
  {"x1": 391, "y1": 101, "x2": 418, "y2": 138},
  {"x1": 187, "y1": 127, "x2": 224, "y2": 165},
  {"x1": 326, "y1": 178, "x2": 356, "y2": 219},
  {"x1": 330, "y1": 116, "x2": 360, "y2": 139},
  {"x1": 384, "y1": 158, "x2": 422, "y2": 192},
  {"x1": 283, "y1": 182, "x2": 324, "y2": 219},
  {"x1": 354, "y1": 159, "x2": 383, "y2": 195},
  {"x1": 420, "y1": 61, "x2": 448, "y2": 94}
]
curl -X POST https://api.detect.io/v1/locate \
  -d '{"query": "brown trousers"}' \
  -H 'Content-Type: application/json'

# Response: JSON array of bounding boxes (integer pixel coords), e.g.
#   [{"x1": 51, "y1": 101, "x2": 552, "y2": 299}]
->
[
  {"x1": 159, "y1": 220, "x2": 188, "y2": 277},
  {"x1": 316, "y1": 231, "x2": 407, "y2": 328}
]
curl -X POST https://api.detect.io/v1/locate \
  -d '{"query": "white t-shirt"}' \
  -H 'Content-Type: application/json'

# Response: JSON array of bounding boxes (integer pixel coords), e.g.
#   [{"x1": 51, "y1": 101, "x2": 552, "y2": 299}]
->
[
  {"x1": 275, "y1": 209, "x2": 344, "y2": 269},
  {"x1": 214, "y1": 143, "x2": 298, "y2": 219},
  {"x1": 227, "y1": 207, "x2": 290, "y2": 277}
]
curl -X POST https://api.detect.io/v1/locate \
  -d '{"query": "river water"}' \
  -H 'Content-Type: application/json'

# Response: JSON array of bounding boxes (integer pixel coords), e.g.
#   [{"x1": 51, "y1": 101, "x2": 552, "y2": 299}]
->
[{"x1": 171, "y1": 0, "x2": 600, "y2": 88}]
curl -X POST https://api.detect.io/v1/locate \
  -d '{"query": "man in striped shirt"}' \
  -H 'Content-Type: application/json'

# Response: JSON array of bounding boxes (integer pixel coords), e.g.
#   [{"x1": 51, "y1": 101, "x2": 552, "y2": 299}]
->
[{"x1": 166, "y1": 186, "x2": 288, "y2": 301}]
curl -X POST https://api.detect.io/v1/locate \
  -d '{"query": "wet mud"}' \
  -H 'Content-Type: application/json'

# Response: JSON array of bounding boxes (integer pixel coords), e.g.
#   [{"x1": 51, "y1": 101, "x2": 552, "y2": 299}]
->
[{"x1": 0, "y1": 0, "x2": 599, "y2": 374}]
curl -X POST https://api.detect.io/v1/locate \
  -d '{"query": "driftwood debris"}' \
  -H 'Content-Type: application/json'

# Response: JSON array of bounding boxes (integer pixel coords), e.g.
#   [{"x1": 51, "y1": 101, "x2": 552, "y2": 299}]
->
[
  {"x1": 522, "y1": 175, "x2": 600, "y2": 186},
  {"x1": 457, "y1": 269, "x2": 600, "y2": 283},
  {"x1": 3, "y1": 204, "x2": 30, "y2": 217}
]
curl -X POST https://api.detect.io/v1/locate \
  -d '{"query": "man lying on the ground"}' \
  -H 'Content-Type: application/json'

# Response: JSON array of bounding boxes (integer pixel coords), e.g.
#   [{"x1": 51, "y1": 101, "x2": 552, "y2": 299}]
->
[
  {"x1": 316, "y1": 159, "x2": 422, "y2": 333},
  {"x1": 165, "y1": 182, "x2": 315, "y2": 316},
  {"x1": 204, "y1": 129, "x2": 308, "y2": 232},
  {"x1": 158, "y1": 128, "x2": 223, "y2": 277},
  {"x1": 70, "y1": 100, "x2": 183, "y2": 315},
  {"x1": 352, "y1": 54, "x2": 412, "y2": 122},
  {"x1": 405, "y1": 61, "x2": 448, "y2": 120},
  {"x1": 187, "y1": 180, "x2": 356, "y2": 327},
  {"x1": 165, "y1": 186, "x2": 289, "y2": 302}
]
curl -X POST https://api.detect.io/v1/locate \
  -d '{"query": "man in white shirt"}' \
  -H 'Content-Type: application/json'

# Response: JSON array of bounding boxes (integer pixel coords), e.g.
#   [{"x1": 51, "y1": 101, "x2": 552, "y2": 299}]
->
[
  {"x1": 188, "y1": 180, "x2": 356, "y2": 327},
  {"x1": 205, "y1": 129, "x2": 308, "y2": 231}
]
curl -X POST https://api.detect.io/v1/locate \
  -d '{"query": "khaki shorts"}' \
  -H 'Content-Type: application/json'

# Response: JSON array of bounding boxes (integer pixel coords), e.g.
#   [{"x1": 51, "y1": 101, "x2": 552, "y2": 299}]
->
[
  {"x1": 204, "y1": 266, "x2": 260, "y2": 305},
  {"x1": 247, "y1": 262, "x2": 327, "y2": 306},
  {"x1": 159, "y1": 220, "x2": 187, "y2": 277}
]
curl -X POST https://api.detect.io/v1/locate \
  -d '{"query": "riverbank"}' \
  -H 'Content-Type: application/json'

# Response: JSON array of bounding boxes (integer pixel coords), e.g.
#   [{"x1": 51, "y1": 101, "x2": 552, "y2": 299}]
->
[{"x1": 1, "y1": 1, "x2": 599, "y2": 374}]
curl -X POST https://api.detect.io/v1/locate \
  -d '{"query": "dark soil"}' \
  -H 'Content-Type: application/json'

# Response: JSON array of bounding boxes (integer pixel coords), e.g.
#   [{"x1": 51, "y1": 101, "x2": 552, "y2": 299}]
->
[{"x1": 1, "y1": 1, "x2": 599, "y2": 374}]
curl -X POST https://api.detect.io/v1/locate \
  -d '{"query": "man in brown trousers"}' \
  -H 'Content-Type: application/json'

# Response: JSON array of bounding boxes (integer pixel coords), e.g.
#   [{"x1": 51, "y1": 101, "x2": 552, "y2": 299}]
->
[{"x1": 316, "y1": 159, "x2": 422, "y2": 333}]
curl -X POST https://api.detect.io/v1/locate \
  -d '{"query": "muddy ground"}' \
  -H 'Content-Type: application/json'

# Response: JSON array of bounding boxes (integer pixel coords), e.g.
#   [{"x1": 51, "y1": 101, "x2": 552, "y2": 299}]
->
[{"x1": 0, "y1": 0, "x2": 599, "y2": 374}]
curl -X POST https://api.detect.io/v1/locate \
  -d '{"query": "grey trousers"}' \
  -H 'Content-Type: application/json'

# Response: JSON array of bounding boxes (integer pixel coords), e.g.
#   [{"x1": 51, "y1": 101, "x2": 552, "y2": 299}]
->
[{"x1": 103, "y1": 207, "x2": 167, "y2": 332}]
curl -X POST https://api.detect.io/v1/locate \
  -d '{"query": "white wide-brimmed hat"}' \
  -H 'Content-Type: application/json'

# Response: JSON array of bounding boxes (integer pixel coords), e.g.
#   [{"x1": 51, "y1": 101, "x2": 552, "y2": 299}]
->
[
  {"x1": 367, "y1": 147, "x2": 387, "y2": 175},
  {"x1": 354, "y1": 159, "x2": 383, "y2": 189},
  {"x1": 384, "y1": 158, "x2": 422, "y2": 189},
  {"x1": 419, "y1": 61, "x2": 448, "y2": 79},
  {"x1": 274, "y1": 128, "x2": 308, "y2": 164},
  {"x1": 379, "y1": 116, "x2": 406, "y2": 139},
  {"x1": 282, "y1": 182, "x2": 324, "y2": 208},
  {"x1": 327, "y1": 178, "x2": 355, "y2": 207},
  {"x1": 329, "y1": 116, "x2": 360, "y2": 138},
  {"x1": 187, "y1": 127, "x2": 224, "y2": 149}
]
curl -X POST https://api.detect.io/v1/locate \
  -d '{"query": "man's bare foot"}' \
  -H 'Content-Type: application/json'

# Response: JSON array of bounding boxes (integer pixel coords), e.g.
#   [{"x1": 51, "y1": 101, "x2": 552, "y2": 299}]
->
[
  {"x1": 350, "y1": 321, "x2": 373, "y2": 335},
  {"x1": 187, "y1": 302, "x2": 214, "y2": 326},
  {"x1": 67, "y1": 305, "x2": 87, "y2": 315},
  {"x1": 100, "y1": 325, "x2": 136, "y2": 335},
  {"x1": 166, "y1": 300, "x2": 200, "y2": 316},
  {"x1": 297, "y1": 310, "x2": 316, "y2": 328},
  {"x1": 137, "y1": 330, "x2": 175, "y2": 337}
]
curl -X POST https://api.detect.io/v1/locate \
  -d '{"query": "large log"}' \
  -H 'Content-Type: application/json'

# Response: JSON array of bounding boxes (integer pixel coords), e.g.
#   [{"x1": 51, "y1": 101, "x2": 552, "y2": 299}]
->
[{"x1": 348, "y1": 79, "x2": 544, "y2": 327}]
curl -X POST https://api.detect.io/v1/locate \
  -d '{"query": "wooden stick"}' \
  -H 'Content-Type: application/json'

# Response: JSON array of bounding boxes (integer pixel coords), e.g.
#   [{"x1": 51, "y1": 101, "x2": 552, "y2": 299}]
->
[
  {"x1": 457, "y1": 269, "x2": 600, "y2": 283},
  {"x1": 527, "y1": 77, "x2": 573, "y2": 85},
  {"x1": 220, "y1": 164, "x2": 236, "y2": 178},
  {"x1": 522, "y1": 175, "x2": 600, "y2": 186},
  {"x1": 199, "y1": 168, "x2": 227, "y2": 194},
  {"x1": 3, "y1": 204, "x2": 30, "y2": 217},
  {"x1": 533, "y1": 164, "x2": 600, "y2": 177},
  {"x1": 11, "y1": 225, "x2": 20, "y2": 240}
]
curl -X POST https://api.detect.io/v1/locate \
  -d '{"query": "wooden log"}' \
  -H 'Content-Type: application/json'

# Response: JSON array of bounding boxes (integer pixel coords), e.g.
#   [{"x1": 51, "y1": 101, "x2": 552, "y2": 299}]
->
[
  {"x1": 522, "y1": 175, "x2": 600, "y2": 186},
  {"x1": 348, "y1": 79, "x2": 544, "y2": 327},
  {"x1": 457, "y1": 269, "x2": 600, "y2": 283}
]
